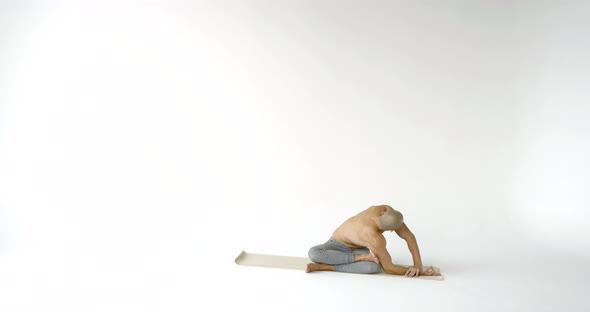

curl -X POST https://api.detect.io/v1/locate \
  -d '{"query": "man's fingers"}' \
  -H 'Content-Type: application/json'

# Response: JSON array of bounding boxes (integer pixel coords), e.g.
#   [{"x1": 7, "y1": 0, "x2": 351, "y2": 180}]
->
[{"x1": 405, "y1": 267, "x2": 425, "y2": 277}]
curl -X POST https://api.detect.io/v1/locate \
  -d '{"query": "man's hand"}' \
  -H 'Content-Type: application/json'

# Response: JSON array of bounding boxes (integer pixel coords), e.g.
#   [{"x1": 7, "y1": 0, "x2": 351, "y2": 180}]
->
[
  {"x1": 419, "y1": 265, "x2": 440, "y2": 276},
  {"x1": 404, "y1": 266, "x2": 421, "y2": 277},
  {"x1": 404, "y1": 265, "x2": 440, "y2": 277}
]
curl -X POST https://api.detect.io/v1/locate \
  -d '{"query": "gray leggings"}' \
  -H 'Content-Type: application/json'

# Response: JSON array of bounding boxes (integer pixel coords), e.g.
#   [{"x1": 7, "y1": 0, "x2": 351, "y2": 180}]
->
[{"x1": 308, "y1": 237, "x2": 382, "y2": 274}]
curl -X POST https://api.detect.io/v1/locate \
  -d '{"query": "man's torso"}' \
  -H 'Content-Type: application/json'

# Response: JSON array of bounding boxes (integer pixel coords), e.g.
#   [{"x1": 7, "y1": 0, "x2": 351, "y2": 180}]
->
[{"x1": 331, "y1": 206, "x2": 388, "y2": 249}]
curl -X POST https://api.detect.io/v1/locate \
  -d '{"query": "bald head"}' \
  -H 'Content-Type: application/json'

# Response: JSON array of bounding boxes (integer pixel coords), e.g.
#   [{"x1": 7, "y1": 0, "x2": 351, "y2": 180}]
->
[{"x1": 378, "y1": 210, "x2": 404, "y2": 231}]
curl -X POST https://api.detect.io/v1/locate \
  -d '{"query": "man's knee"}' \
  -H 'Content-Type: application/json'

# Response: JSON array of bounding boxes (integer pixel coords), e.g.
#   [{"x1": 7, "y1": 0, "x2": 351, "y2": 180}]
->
[
  {"x1": 335, "y1": 262, "x2": 382, "y2": 274},
  {"x1": 308, "y1": 246, "x2": 324, "y2": 262},
  {"x1": 359, "y1": 262, "x2": 382, "y2": 274}
]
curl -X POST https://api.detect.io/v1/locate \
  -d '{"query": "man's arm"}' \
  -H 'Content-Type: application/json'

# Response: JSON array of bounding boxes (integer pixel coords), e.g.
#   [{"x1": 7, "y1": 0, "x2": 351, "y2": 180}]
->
[
  {"x1": 365, "y1": 234, "x2": 408, "y2": 275},
  {"x1": 395, "y1": 223, "x2": 423, "y2": 267}
]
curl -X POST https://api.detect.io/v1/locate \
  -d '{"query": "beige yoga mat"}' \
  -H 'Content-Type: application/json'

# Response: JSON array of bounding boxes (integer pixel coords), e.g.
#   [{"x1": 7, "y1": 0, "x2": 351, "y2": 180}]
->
[{"x1": 235, "y1": 251, "x2": 444, "y2": 280}]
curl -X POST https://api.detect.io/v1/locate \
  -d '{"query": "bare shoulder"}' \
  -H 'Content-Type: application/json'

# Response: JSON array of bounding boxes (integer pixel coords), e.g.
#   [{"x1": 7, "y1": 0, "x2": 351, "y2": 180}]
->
[{"x1": 360, "y1": 228, "x2": 386, "y2": 249}]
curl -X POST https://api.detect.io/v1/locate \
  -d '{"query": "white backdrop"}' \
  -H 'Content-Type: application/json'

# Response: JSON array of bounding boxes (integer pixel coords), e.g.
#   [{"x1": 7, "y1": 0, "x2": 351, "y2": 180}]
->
[
  {"x1": 1, "y1": 1, "x2": 589, "y2": 312},
  {"x1": 508, "y1": 1, "x2": 590, "y2": 256}
]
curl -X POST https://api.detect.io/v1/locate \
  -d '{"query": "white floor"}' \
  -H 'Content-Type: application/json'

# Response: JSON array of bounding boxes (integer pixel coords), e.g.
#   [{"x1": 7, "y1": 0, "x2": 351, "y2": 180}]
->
[
  {"x1": 226, "y1": 236, "x2": 590, "y2": 312},
  {"x1": 1, "y1": 230, "x2": 587, "y2": 312}
]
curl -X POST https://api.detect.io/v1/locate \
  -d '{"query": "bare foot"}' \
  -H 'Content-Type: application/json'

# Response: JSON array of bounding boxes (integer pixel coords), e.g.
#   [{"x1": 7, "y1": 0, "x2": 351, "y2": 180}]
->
[
  {"x1": 306, "y1": 262, "x2": 334, "y2": 273},
  {"x1": 306, "y1": 263, "x2": 320, "y2": 273},
  {"x1": 368, "y1": 249, "x2": 380, "y2": 263},
  {"x1": 354, "y1": 253, "x2": 379, "y2": 264}
]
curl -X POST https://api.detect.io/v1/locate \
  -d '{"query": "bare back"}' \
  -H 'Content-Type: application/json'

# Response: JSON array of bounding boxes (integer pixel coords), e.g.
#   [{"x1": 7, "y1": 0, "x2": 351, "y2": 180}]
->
[{"x1": 331, "y1": 205, "x2": 391, "y2": 249}]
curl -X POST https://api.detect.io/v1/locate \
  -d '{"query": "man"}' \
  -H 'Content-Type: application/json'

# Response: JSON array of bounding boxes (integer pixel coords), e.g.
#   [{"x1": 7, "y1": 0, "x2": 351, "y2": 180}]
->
[{"x1": 306, "y1": 205, "x2": 439, "y2": 277}]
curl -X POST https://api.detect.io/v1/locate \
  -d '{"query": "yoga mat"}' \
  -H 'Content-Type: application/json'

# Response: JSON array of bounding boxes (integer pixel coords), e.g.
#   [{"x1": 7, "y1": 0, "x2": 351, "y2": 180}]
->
[{"x1": 235, "y1": 250, "x2": 444, "y2": 280}]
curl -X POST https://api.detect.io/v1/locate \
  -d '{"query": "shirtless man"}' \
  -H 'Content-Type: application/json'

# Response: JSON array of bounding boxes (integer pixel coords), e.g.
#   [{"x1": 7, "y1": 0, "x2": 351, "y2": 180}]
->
[{"x1": 306, "y1": 205, "x2": 439, "y2": 277}]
